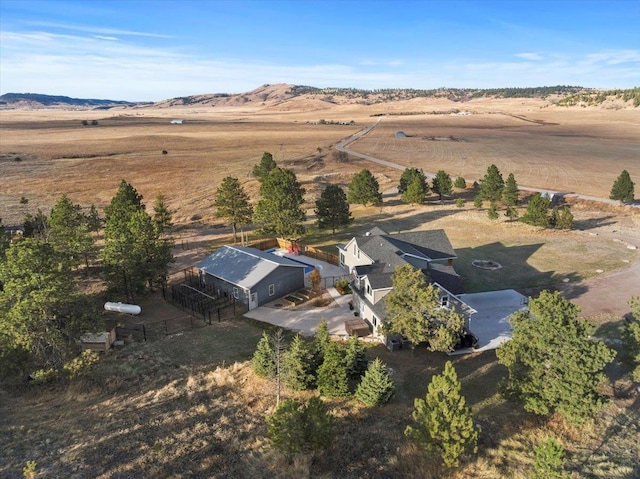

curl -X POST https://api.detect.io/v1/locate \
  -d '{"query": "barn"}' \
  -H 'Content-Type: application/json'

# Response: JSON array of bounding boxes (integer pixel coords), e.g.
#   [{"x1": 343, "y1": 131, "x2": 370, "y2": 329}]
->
[{"x1": 196, "y1": 245, "x2": 306, "y2": 310}]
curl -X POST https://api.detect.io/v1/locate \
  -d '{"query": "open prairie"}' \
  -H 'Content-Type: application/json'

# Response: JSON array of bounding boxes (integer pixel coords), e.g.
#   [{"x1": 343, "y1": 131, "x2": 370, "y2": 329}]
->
[
  {"x1": 1, "y1": 99, "x2": 638, "y2": 226},
  {"x1": 351, "y1": 108, "x2": 640, "y2": 199}
]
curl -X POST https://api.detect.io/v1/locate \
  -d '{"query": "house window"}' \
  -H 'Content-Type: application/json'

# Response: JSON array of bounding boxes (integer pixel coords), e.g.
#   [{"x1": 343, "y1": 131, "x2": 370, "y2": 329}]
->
[
  {"x1": 372, "y1": 315, "x2": 377, "y2": 327},
  {"x1": 366, "y1": 284, "x2": 371, "y2": 296},
  {"x1": 269, "y1": 284, "x2": 275, "y2": 296},
  {"x1": 440, "y1": 295, "x2": 449, "y2": 307},
  {"x1": 340, "y1": 252, "x2": 345, "y2": 266},
  {"x1": 353, "y1": 244, "x2": 357, "y2": 255},
  {"x1": 233, "y1": 287, "x2": 239, "y2": 299}
]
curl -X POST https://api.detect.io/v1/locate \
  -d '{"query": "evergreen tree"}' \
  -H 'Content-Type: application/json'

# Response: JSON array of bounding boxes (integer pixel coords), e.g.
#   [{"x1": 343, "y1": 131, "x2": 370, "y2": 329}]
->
[
  {"x1": 402, "y1": 175, "x2": 429, "y2": 204},
  {"x1": 48, "y1": 194, "x2": 94, "y2": 269},
  {"x1": 497, "y1": 290, "x2": 616, "y2": 424},
  {"x1": 487, "y1": 202, "x2": 499, "y2": 220},
  {"x1": 23, "y1": 209, "x2": 49, "y2": 240},
  {"x1": 473, "y1": 195, "x2": 483, "y2": 209},
  {"x1": 152, "y1": 193, "x2": 173, "y2": 235},
  {"x1": 344, "y1": 336, "x2": 367, "y2": 379},
  {"x1": 253, "y1": 168, "x2": 306, "y2": 237},
  {"x1": 86, "y1": 204, "x2": 103, "y2": 233},
  {"x1": 432, "y1": 170, "x2": 453, "y2": 201},
  {"x1": 384, "y1": 264, "x2": 465, "y2": 352},
  {"x1": 355, "y1": 358, "x2": 395, "y2": 407},
  {"x1": 302, "y1": 396, "x2": 333, "y2": 453},
  {"x1": 609, "y1": 170, "x2": 635, "y2": 203},
  {"x1": 312, "y1": 318, "x2": 331, "y2": 364},
  {"x1": 102, "y1": 180, "x2": 173, "y2": 301},
  {"x1": 316, "y1": 341, "x2": 349, "y2": 398},
  {"x1": 520, "y1": 193, "x2": 551, "y2": 227},
  {"x1": 479, "y1": 164, "x2": 505, "y2": 202},
  {"x1": 533, "y1": 438, "x2": 569, "y2": 479},
  {"x1": 267, "y1": 398, "x2": 305, "y2": 457},
  {"x1": 347, "y1": 169, "x2": 382, "y2": 206},
  {"x1": 454, "y1": 176, "x2": 467, "y2": 189},
  {"x1": 405, "y1": 361, "x2": 478, "y2": 468},
  {"x1": 502, "y1": 173, "x2": 519, "y2": 206},
  {"x1": 214, "y1": 176, "x2": 253, "y2": 243},
  {"x1": 556, "y1": 206, "x2": 574, "y2": 230},
  {"x1": 315, "y1": 184, "x2": 353, "y2": 233},
  {"x1": 398, "y1": 167, "x2": 428, "y2": 195},
  {"x1": 0, "y1": 240, "x2": 94, "y2": 372},
  {"x1": 267, "y1": 396, "x2": 333, "y2": 457},
  {"x1": 252, "y1": 331, "x2": 276, "y2": 379},
  {"x1": 505, "y1": 206, "x2": 519, "y2": 222},
  {"x1": 282, "y1": 334, "x2": 315, "y2": 390},
  {"x1": 252, "y1": 151, "x2": 277, "y2": 181}
]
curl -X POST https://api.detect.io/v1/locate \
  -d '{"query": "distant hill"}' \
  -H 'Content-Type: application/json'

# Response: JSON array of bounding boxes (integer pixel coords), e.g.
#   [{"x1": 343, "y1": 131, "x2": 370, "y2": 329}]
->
[
  {"x1": 3, "y1": 85, "x2": 638, "y2": 110},
  {"x1": 0, "y1": 93, "x2": 143, "y2": 109}
]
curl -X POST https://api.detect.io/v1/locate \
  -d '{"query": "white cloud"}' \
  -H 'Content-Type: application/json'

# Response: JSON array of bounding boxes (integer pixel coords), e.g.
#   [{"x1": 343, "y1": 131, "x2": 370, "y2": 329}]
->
[
  {"x1": 515, "y1": 52, "x2": 542, "y2": 61},
  {"x1": 27, "y1": 21, "x2": 175, "y2": 38},
  {"x1": 1, "y1": 28, "x2": 639, "y2": 101}
]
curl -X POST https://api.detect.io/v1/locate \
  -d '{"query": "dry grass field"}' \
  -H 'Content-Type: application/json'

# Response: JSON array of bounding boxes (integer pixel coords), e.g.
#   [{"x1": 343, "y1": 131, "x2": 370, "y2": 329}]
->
[
  {"x1": 1, "y1": 96, "x2": 639, "y2": 478},
  {"x1": 351, "y1": 108, "x2": 640, "y2": 199}
]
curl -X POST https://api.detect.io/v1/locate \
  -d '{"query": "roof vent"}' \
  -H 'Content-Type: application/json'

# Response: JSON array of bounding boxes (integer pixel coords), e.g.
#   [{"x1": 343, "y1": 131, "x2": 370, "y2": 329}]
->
[{"x1": 365, "y1": 231, "x2": 371, "y2": 236}]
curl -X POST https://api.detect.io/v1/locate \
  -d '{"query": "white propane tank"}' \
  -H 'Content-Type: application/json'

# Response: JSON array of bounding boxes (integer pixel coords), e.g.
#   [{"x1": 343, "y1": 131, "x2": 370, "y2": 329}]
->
[{"x1": 104, "y1": 302, "x2": 141, "y2": 315}]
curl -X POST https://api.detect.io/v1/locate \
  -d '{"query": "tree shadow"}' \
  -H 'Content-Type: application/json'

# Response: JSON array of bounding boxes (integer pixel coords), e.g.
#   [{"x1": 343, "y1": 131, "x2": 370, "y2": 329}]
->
[{"x1": 573, "y1": 215, "x2": 617, "y2": 231}]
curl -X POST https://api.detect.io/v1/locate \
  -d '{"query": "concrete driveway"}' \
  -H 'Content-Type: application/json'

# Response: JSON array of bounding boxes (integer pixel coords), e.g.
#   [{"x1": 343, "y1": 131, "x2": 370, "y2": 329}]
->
[{"x1": 456, "y1": 289, "x2": 528, "y2": 353}]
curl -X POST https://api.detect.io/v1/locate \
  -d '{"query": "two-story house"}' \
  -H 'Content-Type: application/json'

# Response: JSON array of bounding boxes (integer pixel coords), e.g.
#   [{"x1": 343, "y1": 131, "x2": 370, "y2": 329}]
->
[{"x1": 337, "y1": 227, "x2": 475, "y2": 339}]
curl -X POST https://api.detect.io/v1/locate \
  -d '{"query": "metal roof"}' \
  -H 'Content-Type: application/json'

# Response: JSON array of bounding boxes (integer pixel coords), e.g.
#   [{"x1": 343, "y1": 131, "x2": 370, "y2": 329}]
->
[{"x1": 196, "y1": 246, "x2": 305, "y2": 289}]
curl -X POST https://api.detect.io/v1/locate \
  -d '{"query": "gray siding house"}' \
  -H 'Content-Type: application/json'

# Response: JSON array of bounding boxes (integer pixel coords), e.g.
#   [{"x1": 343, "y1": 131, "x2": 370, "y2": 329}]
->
[
  {"x1": 337, "y1": 227, "x2": 475, "y2": 338},
  {"x1": 196, "y1": 246, "x2": 306, "y2": 310}
]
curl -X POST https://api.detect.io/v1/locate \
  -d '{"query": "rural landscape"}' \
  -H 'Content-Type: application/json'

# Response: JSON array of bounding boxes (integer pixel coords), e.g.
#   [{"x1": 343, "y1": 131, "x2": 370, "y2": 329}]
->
[{"x1": 1, "y1": 84, "x2": 639, "y2": 479}]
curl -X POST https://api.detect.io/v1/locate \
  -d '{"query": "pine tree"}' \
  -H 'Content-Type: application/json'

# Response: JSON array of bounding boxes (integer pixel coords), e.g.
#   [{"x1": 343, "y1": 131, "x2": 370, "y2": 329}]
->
[
  {"x1": 533, "y1": 438, "x2": 569, "y2": 479},
  {"x1": 214, "y1": 176, "x2": 253, "y2": 243},
  {"x1": 267, "y1": 399, "x2": 305, "y2": 457},
  {"x1": 355, "y1": 358, "x2": 395, "y2": 407},
  {"x1": 624, "y1": 297, "x2": 640, "y2": 382},
  {"x1": 502, "y1": 173, "x2": 519, "y2": 206},
  {"x1": 402, "y1": 175, "x2": 429, "y2": 204},
  {"x1": 520, "y1": 193, "x2": 551, "y2": 227},
  {"x1": 384, "y1": 264, "x2": 465, "y2": 352},
  {"x1": 252, "y1": 331, "x2": 276, "y2": 379},
  {"x1": 48, "y1": 194, "x2": 93, "y2": 269},
  {"x1": 152, "y1": 193, "x2": 173, "y2": 235},
  {"x1": 505, "y1": 206, "x2": 519, "y2": 222},
  {"x1": 432, "y1": 170, "x2": 453, "y2": 201},
  {"x1": 344, "y1": 336, "x2": 367, "y2": 379},
  {"x1": 556, "y1": 206, "x2": 574, "y2": 230},
  {"x1": 399, "y1": 167, "x2": 426, "y2": 194},
  {"x1": 497, "y1": 290, "x2": 616, "y2": 424},
  {"x1": 405, "y1": 361, "x2": 478, "y2": 468},
  {"x1": 315, "y1": 184, "x2": 353, "y2": 233},
  {"x1": 473, "y1": 195, "x2": 483, "y2": 209},
  {"x1": 454, "y1": 176, "x2": 467, "y2": 189},
  {"x1": 487, "y1": 202, "x2": 499, "y2": 220},
  {"x1": 479, "y1": 164, "x2": 504, "y2": 202},
  {"x1": 312, "y1": 318, "x2": 331, "y2": 366},
  {"x1": 347, "y1": 169, "x2": 382, "y2": 206},
  {"x1": 317, "y1": 341, "x2": 349, "y2": 398},
  {"x1": 253, "y1": 167, "x2": 306, "y2": 237},
  {"x1": 282, "y1": 335, "x2": 314, "y2": 390},
  {"x1": 252, "y1": 151, "x2": 277, "y2": 181},
  {"x1": 267, "y1": 396, "x2": 333, "y2": 457},
  {"x1": 610, "y1": 170, "x2": 635, "y2": 203}
]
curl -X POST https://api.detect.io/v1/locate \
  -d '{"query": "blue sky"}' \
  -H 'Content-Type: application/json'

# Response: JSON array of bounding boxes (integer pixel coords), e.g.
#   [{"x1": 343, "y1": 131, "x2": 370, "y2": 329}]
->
[{"x1": 1, "y1": 0, "x2": 639, "y2": 101}]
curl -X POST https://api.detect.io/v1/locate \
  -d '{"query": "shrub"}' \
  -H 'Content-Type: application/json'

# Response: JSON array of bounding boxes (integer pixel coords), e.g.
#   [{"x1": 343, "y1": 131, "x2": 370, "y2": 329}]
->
[
  {"x1": 308, "y1": 269, "x2": 322, "y2": 291},
  {"x1": 454, "y1": 177, "x2": 466, "y2": 189},
  {"x1": 455, "y1": 198, "x2": 465, "y2": 208},
  {"x1": 63, "y1": 350, "x2": 100, "y2": 380},
  {"x1": 335, "y1": 279, "x2": 352, "y2": 295},
  {"x1": 162, "y1": 150, "x2": 168, "y2": 155},
  {"x1": 533, "y1": 438, "x2": 569, "y2": 479}
]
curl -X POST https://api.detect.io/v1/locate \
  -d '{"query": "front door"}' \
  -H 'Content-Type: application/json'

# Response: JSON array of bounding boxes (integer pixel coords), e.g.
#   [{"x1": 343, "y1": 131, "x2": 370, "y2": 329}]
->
[{"x1": 249, "y1": 291, "x2": 258, "y2": 310}]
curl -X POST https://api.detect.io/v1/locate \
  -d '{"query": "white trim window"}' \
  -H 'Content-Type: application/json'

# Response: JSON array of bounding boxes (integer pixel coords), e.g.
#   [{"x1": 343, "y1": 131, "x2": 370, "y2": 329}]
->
[
  {"x1": 440, "y1": 295, "x2": 449, "y2": 307},
  {"x1": 269, "y1": 284, "x2": 275, "y2": 296},
  {"x1": 233, "y1": 287, "x2": 239, "y2": 299}
]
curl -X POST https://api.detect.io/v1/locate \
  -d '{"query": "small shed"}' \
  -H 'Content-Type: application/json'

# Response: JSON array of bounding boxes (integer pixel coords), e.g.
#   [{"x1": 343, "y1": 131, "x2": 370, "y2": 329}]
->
[
  {"x1": 80, "y1": 328, "x2": 116, "y2": 352},
  {"x1": 394, "y1": 131, "x2": 407, "y2": 138}
]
